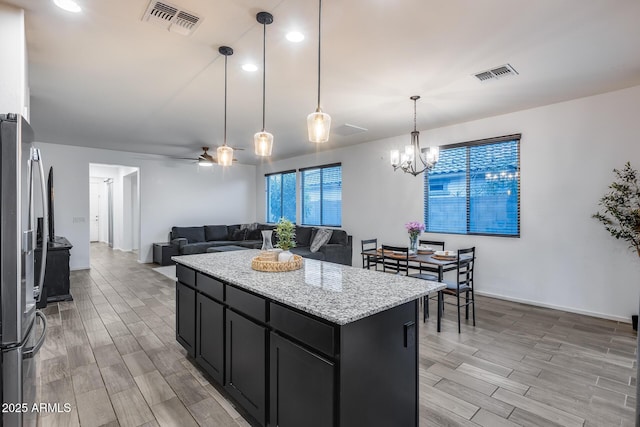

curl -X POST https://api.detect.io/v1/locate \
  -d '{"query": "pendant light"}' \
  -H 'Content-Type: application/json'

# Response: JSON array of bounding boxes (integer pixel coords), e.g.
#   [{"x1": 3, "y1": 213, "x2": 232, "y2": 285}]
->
[
  {"x1": 217, "y1": 46, "x2": 234, "y2": 167},
  {"x1": 307, "y1": 0, "x2": 331, "y2": 143},
  {"x1": 390, "y1": 96, "x2": 439, "y2": 176},
  {"x1": 254, "y1": 12, "x2": 274, "y2": 157}
]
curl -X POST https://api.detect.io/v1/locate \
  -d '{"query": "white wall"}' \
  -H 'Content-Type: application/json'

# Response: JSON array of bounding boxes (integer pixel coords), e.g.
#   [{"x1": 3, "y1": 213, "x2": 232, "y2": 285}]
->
[
  {"x1": 36, "y1": 143, "x2": 257, "y2": 269},
  {"x1": 256, "y1": 85, "x2": 640, "y2": 322},
  {"x1": 0, "y1": 4, "x2": 28, "y2": 118}
]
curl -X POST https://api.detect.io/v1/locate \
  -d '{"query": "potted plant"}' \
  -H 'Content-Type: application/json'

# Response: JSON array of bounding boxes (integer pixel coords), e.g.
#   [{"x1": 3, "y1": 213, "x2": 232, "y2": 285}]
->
[
  {"x1": 593, "y1": 161, "x2": 640, "y2": 329},
  {"x1": 275, "y1": 218, "x2": 296, "y2": 262}
]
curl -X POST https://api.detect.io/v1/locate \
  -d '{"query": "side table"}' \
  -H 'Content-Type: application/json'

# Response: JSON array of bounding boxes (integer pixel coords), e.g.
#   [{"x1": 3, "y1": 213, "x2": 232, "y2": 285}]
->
[
  {"x1": 154, "y1": 242, "x2": 178, "y2": 266},
  {"x1": 35, "y1": 236, "x2": 73, "y2": 305}
]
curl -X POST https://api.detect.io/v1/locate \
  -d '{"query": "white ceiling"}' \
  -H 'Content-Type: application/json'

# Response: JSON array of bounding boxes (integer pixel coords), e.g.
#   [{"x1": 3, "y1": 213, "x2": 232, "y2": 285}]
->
[{"x1": 5, "y1": 0, "x2": 640, "y2": 164}]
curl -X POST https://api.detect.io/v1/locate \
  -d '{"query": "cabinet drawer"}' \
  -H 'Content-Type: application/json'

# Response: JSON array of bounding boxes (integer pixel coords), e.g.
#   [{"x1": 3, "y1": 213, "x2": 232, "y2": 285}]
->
[
  {"x1": 197, "y1": 273, "x2": 224, "y2": 301},
  {"x1": 226, "y1": 286, "x2": 266, "y2": 323},
  {"x1": 176, "y1": 264, "x2": 195, "y2": 287},
  {"x1": 270, "y1": 303, "x2": 335, "y2": 356}
]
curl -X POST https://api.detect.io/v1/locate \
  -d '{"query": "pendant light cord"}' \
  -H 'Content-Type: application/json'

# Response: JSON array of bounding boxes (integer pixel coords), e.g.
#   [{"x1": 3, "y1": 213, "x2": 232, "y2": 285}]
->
[
  {"x1": 262, "y1": 20, "x2": 267, "y2": 131},
  {"x1": 316, "y1": 0, "x2": 322, "y2": 110},
  {"x1": 224, "y1": 53, "x2": 228, "y2": 146}
]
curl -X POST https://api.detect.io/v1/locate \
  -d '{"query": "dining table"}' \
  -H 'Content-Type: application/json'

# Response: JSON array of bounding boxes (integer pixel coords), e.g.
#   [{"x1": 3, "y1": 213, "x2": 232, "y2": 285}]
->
[{"x1": 361, "y1": 248, "x2": 469, "y2": 327}]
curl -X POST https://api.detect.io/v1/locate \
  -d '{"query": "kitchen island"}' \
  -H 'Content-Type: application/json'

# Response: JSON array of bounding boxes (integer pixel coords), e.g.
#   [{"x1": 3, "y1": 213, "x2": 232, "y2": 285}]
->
[{"x1": 173, "y1": 250, "x2": 444, "y2": 427}]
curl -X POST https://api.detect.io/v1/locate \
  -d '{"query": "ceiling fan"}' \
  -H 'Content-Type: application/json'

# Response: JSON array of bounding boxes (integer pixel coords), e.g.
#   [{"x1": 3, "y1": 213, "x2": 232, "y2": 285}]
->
[{"x1": 176, "y1": 146, "x2": 240, "y2": 166}]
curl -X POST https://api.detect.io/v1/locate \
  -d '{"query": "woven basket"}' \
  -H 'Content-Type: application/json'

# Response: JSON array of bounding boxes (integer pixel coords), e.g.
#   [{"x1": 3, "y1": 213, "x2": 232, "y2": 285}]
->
[{"x1": 251, "y1": 254, "x2": 303, "y2": 272}]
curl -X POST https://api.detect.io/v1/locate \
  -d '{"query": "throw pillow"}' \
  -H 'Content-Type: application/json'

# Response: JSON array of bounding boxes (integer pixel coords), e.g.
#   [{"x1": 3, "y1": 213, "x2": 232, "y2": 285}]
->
[
  {"x1": 230, "y1": 228, "x2": 247, "y2": 241},
  {"x1": 246, "y1": 228, "x2": 262, "y2": 241},
  {"x1": 295, "y1": 226, "x2": 313, "y2": 247},
  {"x1": 241, "y1": 222, "x2": 259, "y2": 232},
  {"x1": 310, "y1": 228, "x2": 333, "y2": 253}
]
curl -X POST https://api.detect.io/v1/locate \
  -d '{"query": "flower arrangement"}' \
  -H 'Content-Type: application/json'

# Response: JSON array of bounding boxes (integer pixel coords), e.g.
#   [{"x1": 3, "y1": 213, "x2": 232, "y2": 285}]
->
[{"x1": 405, "y1": 221, "x2": 425, "y2": 239}]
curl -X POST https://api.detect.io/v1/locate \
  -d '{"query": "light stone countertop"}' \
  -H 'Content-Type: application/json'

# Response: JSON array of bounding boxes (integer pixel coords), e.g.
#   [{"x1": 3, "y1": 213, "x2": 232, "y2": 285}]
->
[{"x1": 173, "y1": 250, "x2": 445, "y2": 325}]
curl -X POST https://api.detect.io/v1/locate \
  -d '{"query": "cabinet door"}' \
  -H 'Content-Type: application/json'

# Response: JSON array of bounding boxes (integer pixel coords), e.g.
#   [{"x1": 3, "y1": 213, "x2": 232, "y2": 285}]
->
[
  {"x1": 196, "y1": 293, "x2": 224, "y2": 384},
  {"x1": 176, "y1": 281, "x2": 196, "y2": 356},
  {"x1": 269, "y1": 333, "x2": 335, "y2": 427},
  {"x1": 225, "y1": 310, "x2": 266, "y2": 426}
]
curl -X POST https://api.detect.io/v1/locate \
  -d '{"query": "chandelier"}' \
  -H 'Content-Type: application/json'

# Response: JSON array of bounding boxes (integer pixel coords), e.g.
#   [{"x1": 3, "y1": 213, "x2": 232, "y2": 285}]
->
[{"x1": 390, "y1": 95, "x2": 439, "y2": 176}]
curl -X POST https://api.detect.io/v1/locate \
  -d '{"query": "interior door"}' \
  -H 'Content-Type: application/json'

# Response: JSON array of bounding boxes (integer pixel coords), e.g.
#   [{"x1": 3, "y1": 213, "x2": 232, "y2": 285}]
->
[{"x1": 89, "y1": 181, "x2": 100, "y2": 242}]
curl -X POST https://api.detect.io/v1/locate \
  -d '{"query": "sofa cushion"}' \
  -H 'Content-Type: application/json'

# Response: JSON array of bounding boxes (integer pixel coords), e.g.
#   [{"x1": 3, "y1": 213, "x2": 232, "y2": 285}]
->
[
  {"x1": 205, "y1": 225, "x2": 229, "y2": 241},
  {"x1": 230, "y1": 228, "x2": 247, "y2": 241},
  {"x1": 235, "y1": 240, "x2": 263, "y2": 249},
  {"x1": 181, "y1": 242, "x2": 217, "y2": 254},
  {"x1": 227, "y1": 224, "x2": 241, "y2": 239},
  {"x1": 172, "y1": 226, "x2": 205, "y2": 243},
  {"x1": 291, "y1": 247, "x2": 325, "y2": 261},
  {"x1": 310, "y1": 228, "x2": 333, "y2": 253},
  {"x1": 295, "y1": 226, "x2": 313, "y2": 247},
  {"x1": 328, "y1": 229, "x2": 348, "y2": 246}
]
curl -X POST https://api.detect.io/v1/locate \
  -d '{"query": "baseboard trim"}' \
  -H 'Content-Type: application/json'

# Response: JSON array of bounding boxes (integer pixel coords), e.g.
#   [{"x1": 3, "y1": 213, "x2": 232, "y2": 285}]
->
[{"x1": 475, "y1": 290, "x2": 631, "y2": 324}]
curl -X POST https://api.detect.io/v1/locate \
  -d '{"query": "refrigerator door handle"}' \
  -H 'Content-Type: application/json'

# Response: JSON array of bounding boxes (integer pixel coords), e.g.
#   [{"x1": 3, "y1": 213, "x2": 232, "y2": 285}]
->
[
  {"x1": 31, "y1": 148, "x2": 48, "y2": 301},
  {"x1": 23, "y1": 310, "x2": 47, "y2": 359}
]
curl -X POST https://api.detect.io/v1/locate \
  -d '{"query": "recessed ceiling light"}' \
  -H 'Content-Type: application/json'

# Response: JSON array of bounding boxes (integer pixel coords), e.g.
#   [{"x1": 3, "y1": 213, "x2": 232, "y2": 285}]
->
[
  {"x1": 53, "y1": 0, "x2": 82, "y2": 13},
  {"x1": 286, "y1": 31, "x2": 304, "y2": 43},
  {"x1": 242, "y1": 64, "x2": 258, "y2": 72}
]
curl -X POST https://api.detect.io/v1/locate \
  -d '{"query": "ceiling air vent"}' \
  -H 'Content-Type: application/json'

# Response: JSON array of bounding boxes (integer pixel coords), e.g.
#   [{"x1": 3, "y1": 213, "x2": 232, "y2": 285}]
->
[
  {"x1": 473, "y1": 64, "x2": 518, "y2": 82},
  {"x1": 142, "y1": 0, "x2": 202, "y2": 36},
  {"x1": 334, "y1": 123, "x2": 368, "y2": 136}
]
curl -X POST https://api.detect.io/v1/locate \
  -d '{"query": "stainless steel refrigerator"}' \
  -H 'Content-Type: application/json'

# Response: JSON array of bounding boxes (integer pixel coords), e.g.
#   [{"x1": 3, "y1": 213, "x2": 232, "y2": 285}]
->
[{"x1": 1, "y1": 113, "x2": 48, "y2": 427}]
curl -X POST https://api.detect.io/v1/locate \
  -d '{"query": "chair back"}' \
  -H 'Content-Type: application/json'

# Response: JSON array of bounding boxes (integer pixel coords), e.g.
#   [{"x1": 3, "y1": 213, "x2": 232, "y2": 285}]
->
[
  {"x1": 456, "y1": 247, "x2": 475, "y2": 289},
  {"x1": 419, "y1": 240, "x2": 445, "y2": 250},
  {"x1": 361, "y1": 238, "x2": 378, "y2": 269},
  {"x1": 381, "y1": 245, "x2": 410, "y2": 275}
]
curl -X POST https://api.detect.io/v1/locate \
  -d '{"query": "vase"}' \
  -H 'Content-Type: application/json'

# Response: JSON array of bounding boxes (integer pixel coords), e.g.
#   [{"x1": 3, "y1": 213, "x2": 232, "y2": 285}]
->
[
  {"x1": 409, "y1": 235, "x2": 418, "y2": 254},
  {"x1": 261, "y1": 230, "x2": 274, "y2": 251},
  {"x1": 278, "y1": 250, "x2": 294, "y2": 262}
]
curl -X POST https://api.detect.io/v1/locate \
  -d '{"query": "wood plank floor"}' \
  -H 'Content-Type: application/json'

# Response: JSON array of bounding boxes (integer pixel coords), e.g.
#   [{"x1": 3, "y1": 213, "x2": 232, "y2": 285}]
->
[{"x1": 34, "y1": 243, "x2": 636, "y2": 426}]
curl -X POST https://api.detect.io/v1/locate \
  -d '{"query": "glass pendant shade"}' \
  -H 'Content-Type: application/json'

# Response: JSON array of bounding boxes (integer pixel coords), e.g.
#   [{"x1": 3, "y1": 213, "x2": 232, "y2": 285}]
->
[
  {"x1": 217, "y1": 145, "x2": 233, "y2": 167},
  {"x1": 254, "y1": 131, "x2": 273, "y2": 156},
  {"x1": 390, "y1": 149, "x2": 400, "y2": 166},
  {"x1": 307, "y1": 110, "x2": 331, "y2": 143},
  {"x1": 426, "y1": 146, "x2": 440, "y2": 164}
]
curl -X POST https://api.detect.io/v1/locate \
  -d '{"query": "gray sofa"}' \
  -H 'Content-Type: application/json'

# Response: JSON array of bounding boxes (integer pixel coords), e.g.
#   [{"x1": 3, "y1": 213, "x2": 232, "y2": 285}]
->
[{"x1": 170, "y1": 223, "x2": 353, "y2": 266}]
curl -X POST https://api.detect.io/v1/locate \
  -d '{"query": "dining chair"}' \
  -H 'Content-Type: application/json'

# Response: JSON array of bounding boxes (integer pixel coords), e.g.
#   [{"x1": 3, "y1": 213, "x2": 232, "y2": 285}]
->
[
  {"x1": 412, "y1": 240, "x2": 445, "y2": 320},
  {"x1": 437, "y1": 247, "x2": 476, "y2": 333},
  {"x1": 361, "y1": 238, "x2": 382, "y2": 270},
  {"x1": 381, "y1": 245, "x2": 410, "y2": 275}
]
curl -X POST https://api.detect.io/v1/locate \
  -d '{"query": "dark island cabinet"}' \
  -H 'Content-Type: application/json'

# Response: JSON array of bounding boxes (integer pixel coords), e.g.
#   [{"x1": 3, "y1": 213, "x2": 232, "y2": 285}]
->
[
  {"x1": 269, "y1": 332, "x2": 335, "y2": 427},
  {"x1": 196, "y1": 293, "x2": 224, "y2": 384},
  {"x1": 225, "y1": 310, "x2": 267, "y2": 426},
  {"x1": 174, "y1": 262, "x2": 420, "y2": 427},
  {"x1": 176, "y1": 281, "x2": 196, "y2": 357}
]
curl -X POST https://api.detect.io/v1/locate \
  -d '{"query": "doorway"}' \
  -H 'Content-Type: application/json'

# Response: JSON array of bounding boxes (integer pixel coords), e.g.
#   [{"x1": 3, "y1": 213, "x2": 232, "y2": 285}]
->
[{"x1": 89, "y1": 164, "x2": 141, "y2": 259}]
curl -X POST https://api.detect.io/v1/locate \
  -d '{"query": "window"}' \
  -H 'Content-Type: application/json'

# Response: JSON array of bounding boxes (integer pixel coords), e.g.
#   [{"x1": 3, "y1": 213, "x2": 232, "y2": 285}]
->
[
  {"x1": 265, "y1": 170, "x2": 296, "y2": 223},
  {"x1": 424, "y1": 135, "x2": 520, "y2": 237},
  {"x1": 301, "y1": 163, "x2": 342, "y2": 226}
]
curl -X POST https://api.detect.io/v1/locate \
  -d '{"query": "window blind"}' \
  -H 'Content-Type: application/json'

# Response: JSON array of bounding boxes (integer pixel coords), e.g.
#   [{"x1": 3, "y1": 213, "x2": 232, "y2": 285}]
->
[
  {"x1": 424, "y1": 135, "x2": 520, "y2": 237},
  {"x1": 265, "y1": 171, "x2": 296, "y2": 223},
  {"x1": 301, "y1": 164, "x2": 342, "y2": 226}
]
